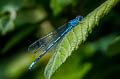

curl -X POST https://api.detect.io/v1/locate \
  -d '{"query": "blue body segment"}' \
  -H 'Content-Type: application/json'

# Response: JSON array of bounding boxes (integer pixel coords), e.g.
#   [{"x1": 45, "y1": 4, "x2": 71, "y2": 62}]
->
[{"x1": 28, "y1": 16, "x2": 83, "y2": 70}]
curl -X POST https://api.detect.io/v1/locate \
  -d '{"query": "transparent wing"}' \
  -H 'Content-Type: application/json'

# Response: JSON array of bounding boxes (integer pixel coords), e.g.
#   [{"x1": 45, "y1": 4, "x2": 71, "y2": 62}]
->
[{"x1": 28, "y1": 23, "x2": 67, "y2": 58}]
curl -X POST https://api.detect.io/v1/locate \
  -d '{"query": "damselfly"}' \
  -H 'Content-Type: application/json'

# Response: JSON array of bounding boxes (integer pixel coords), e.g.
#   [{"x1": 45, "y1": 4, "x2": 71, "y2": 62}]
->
[{"x1": 28, "y1": 16, "x2": 83, "y2": 70}]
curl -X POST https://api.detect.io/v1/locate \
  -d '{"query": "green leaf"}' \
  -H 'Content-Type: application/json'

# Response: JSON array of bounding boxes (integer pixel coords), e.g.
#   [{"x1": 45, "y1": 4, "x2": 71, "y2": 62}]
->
[
  {"x1": 0, "y1": 0, "x2": 24, "y2": 13},
  {"x1": 44, "y1": 0, "x2": 120, "y2": 79},
  {"x1": 50, "y1": 0, "x2": 74, "y2": 15},
  {"x1": 4, "y1": 52, "x2": 33, "y2": 79},
  {"x1": 106, "y1": 36, "x2": 120, "y2": 56},
  {"x1": 0, "y1": 11, "x2": 15, "y2": 35},
  {"x1": 15, "y1": 8, "x2": 47, "y2": 26},
  {"x1": 90, "y1": 34, "x2": 117, "y2": 52},
  {"x1": 0, "y1": 0, "x2": 24, "y2": 35},
  {"x1": 51, "y1": 50, "x2": 92, "y2": 79}
]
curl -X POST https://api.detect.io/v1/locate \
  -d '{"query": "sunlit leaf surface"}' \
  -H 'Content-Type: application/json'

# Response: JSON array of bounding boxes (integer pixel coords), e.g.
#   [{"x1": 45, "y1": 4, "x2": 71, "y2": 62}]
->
[{"x1": 44, "y1": 0, "x2": 120, "y2": 79}]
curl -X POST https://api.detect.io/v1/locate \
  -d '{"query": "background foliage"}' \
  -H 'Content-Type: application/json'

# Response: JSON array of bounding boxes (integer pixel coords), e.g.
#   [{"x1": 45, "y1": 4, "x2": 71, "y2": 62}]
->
[{"x1": 0, "y1": 0, "x2": 120, "y2": 79}]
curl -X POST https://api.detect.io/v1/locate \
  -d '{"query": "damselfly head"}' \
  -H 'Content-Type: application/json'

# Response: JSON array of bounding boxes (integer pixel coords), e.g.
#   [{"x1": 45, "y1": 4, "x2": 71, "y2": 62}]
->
[{"x1": 76, "y1": 16, "x2": 83, "y2": 21}]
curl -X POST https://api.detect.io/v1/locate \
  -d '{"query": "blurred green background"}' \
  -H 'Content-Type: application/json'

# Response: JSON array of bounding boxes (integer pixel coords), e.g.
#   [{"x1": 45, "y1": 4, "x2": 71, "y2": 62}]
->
[{"x1": 0, "y1": 0, "x2": 120, "y2": 79}]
